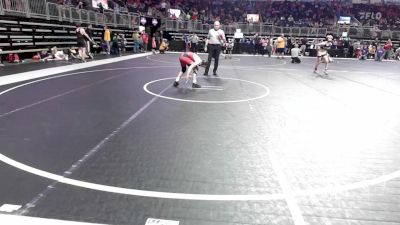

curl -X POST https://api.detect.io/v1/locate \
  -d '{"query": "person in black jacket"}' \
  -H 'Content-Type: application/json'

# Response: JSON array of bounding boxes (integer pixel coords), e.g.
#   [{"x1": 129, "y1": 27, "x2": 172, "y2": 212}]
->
[
  {"x1": 85, "y1": 24, "x2": 94, "y2": 59},
  {"x1": 76, "y1": 23, "x2": 91, "y2": 62}
]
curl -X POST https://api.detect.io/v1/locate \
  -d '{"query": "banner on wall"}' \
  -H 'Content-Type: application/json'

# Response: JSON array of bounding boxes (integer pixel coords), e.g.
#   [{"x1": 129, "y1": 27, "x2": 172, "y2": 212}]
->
[
  {"x1": 246, "y1": 14, "x2": 260, "y2": 23},
  {"x1": 384, "y1": 0, "x2": 400, "y2": 4},
  {"x1": 139, "y1": 17, "x2": 161, "y2": 28},
  {"x1": 352, "y1": 0, "x2": 369, "y2": 3},
  {"x1": 92, "y1": 0, "x2": 108, "y2": 9},
  {"x1": 338, "y1": 16, "x2": 351, "y2": 24},
  {"x1": 358, "y1": 11, "x2": 383, "y2": 20},
  {"x1": 168, "y1": 9, "x2": 181, "y2": 19}
]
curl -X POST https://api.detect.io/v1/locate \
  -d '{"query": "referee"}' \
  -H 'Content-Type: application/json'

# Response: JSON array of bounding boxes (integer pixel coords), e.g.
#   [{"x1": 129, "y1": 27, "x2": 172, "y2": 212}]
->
[{"x1": 204, "y1": 21, "x2": 226, "y2": 76}]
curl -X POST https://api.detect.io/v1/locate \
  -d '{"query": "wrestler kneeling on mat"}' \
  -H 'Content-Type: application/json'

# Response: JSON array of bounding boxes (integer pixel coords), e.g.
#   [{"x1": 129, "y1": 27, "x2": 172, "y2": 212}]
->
[{"x1": 173, "y1": 52, "x2": 206, "y2": 88}]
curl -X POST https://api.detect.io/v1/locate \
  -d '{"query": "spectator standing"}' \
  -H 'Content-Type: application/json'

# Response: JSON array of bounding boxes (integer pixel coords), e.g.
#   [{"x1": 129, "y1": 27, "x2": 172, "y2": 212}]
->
[
  {"x1": 76, "y1": 23, "x2": 91, "y2": 62},
  {"x1": 372, "y1": 38, "x2": 379, "y2": 48},
  {"x1": 204, "y1": 21, "x2": 226, "y2": 76},
  {"x1": 111, "y1": 33, "x2": 120, "y2": 55},
  {"x1": 103, "y1": 26, "x2": 111, "y2": 54},
  {"x1": 152, "y1": 36, "x2": 157, "y2": 54},
  {"x1": 0, "y1": 48, "x2": 3, "y2": 66},
  {"x1": 300, "y1": 38, "x2": 307, "y2": 55},
  {"x1": 260, "y1": 37, "x2": 268, "y2": 57},
  {"x1": 265, "y1": 37, "x2": 273, "y2": 58},
  {"x1": 120, "y1": 34, "x2": 127, "y2": 55},
  {"x1": 76, "y1": 0, "x2": 83, "y2": 9},
  {"x1": 85, "y1": 24, "x2": 94, "y2": 59},
  {"x1": 132, "y1": 30, "x2": 139, "y2": 53},
  {"x1": 191, "y1": 33, "x2": 199, "y2": 53},
  {"x1": 183, "y1": 33, "x2": 191, "y2": 52},
  {"x1": 138, "y1": 35, "x2": 143, "y2": 52},
  {"x1": 160, "y1": 0, "x2": 167, "y2": 16},
  {"x1": 253, "y1": 33, "x2": 261, "y2": 55},
  {"x1": 98, "y1": 2, "x2": 104, "y2": 13},
  {"x1": 276, "y1": 34, "x2": 285, "y2": 59},
  {"x1": 384, "y1": 39, "x2": 393, "y2": 59},
  {"x1": 142, "y1": 31, "x2": 149, "y2": 52}
]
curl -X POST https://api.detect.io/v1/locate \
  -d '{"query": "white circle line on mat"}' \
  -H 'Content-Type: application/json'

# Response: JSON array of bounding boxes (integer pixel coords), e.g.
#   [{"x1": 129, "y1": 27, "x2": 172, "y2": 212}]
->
[{"x1": 143, "y1": 77, "x2": 270, "y2": 103}]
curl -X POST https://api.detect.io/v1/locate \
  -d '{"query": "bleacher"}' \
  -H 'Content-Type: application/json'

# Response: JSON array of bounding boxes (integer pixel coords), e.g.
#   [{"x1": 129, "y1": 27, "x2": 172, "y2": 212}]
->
[
  {"x1": 0, "y1": 0, "x2": 140, "y2": 60},
  {"x1": 0, "y1": 16, "x2": 138, "y2": 59}
]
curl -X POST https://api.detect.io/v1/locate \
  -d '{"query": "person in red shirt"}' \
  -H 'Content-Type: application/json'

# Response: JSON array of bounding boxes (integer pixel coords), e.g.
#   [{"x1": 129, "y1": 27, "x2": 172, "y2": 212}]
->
[
  {"x1": 173, "y1": 52, "x2": 206, "y2": 88},
  {"x1": 141, "y1": 31, "x2": 149, "y2": 52},
  {"x1": 384, "y1": 39, "x2": 393, "y2": 60},
  {"x1": 151, "y1": 36, "x2": 157, "y2": 54}
]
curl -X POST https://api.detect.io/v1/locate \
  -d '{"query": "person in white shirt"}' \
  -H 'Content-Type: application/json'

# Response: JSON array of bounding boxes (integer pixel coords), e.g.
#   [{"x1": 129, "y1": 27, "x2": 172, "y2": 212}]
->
[
  {"x1": 204, "y1": 21, "x2": 226, "y2": 76},
  {"x1": 291, "y1": 44, "x2": 301, "y2": 63},
  {"x1": 190, "y1": 33, "x2": 199, "y2": 53}
]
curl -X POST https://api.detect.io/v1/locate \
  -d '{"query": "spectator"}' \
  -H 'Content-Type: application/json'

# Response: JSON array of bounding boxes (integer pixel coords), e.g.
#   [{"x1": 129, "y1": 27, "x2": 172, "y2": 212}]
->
[
  {"x1": 361, "y1": 45, "x2": 369, "y2": 60},
  {"x1": 300, "y1": 38, "x2": 307, "y2": 55},
  {"x1": 354, "y1": 46, "x2": 362, "y2": 59},
  {"x1": 137, "y1": 34, "x2": 143, "y2": 52},
  {"x1": 76, "y1": 23, "x2": 91, "y2": 62},
  {"x1": 76, "y1": 0, "x2": 84, "y2": 9},
  {"x1": 276, "y1": 34, "x2": 285, "y2": 60},
  {"x1": 85, "y1": 24, "x2": 94, "y2": 59},
  {"x1": 160, "y1": 0, "x2": 167, "y2": 16},
  {"x1": 291, "y1": 44, "x2": 301, "y2": 63},
  {"x1": 142, "y1": 31, "x2": 149, "y2": 52},
  {"x1": 375, "y1": 45, "x2": 385, "y2": 61},
  {"x1": 183, "y1": 33, "x2": 191, "y2": 52},
  {"x1": 132, "y1": 30, "x2": 140, "y2": 53},
  {"x1": 265, "y1": 37, "x2": 273, "y2": 58},
  {"x1": 50, "y1": 46, "x2": 69, "y2": 61},
  {"x1": 103, "y1": 26, "x2": 111, "y2": 54},
  {"x1": 0, "y1": 48, "x2": 3, "y2": 66},
  {"x1": 120, "y1": 34, "x2": 127, "y2": 55},
  {"x1": 368, "y1": 44, "x2": 376, "y2": 59},
  {"x1": 383, "y1": 39, "x2": 393, "y2": 59},
  {"x1": 159, "y1": 39, "x2": 169, "y2": 54},
  {"x1": 98, "y1": 2, "x2": 104, "y2": 13},
  {"x1": 151, "y1": 36, "x2": 157, "y2": 54},
  {"x1": 395, "y1": 46, "x2": 400, "y2": 60},
  {"x1": 253, "y1": 33, "x2": 261, "y2": 55},
  {"x1": 260, "y1": 37, "x2": 268, "y2": 57},
  {"x1": 111, "y1": 33, "x2": 120, "y2": 55},
  {"x1": 190, "y1": 33, "x2": 199, "y2": 53}
]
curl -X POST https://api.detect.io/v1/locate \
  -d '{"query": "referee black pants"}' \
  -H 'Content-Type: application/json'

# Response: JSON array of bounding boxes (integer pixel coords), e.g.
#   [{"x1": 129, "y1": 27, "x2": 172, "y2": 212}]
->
[{"x1": 205, "y1": 44, "x2": 221, "y2": 75}]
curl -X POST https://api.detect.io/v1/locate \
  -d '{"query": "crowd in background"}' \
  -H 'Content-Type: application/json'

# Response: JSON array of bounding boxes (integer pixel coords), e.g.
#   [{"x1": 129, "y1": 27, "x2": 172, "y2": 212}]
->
[
  {"x1": 2, "y1": 0, "x2": 400, "y2": 66},
  {"x1": 237, "y1": 33, "x2": 400, "y2": 61},
  {"x1": 48, "y1": 0, "x2": 400, "y2": 30}
]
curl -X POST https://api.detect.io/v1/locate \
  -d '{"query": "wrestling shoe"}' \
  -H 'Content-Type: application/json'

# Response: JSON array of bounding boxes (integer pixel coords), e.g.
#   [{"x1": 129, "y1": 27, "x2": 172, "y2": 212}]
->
[
  {"x1": 173, "y1": 81, "x2": 179, "y2": 87},
  {"x1": 192, "y1": 83, "x2": 201, "y2": 88}
]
